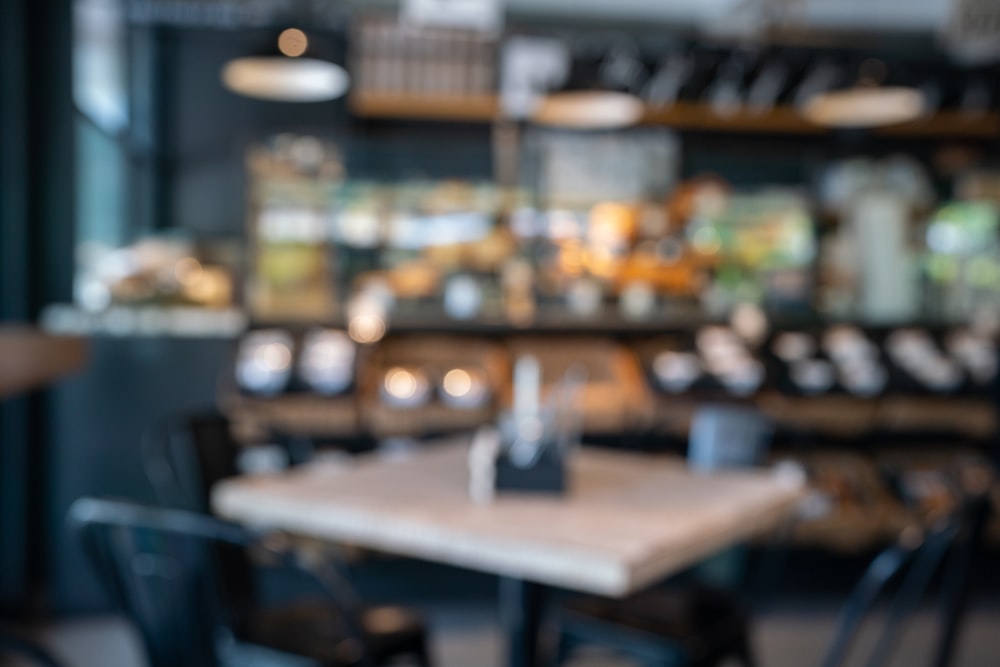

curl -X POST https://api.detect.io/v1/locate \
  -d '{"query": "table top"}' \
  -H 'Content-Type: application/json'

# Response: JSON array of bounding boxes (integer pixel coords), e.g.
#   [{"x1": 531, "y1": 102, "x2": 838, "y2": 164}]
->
[
  {"x1": 0, "y1": 327, "x2": 87, "y2": 400},
  {"x1": 213, "y1": 442, "x2": 804, "y2": 596}
]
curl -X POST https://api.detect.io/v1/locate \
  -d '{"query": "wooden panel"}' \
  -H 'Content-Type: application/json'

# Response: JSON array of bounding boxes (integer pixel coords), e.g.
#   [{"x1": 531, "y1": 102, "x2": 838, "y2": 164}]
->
[
  {"x1": 876, "y1": 397, "x2": 997, "y2": 438},
  {"x1": 222, "y1": 394, "x2": 361, "y2": 440},
  {"x1": 214, "y1": 441, "x2": 803, "y2": 596},
  {"x1": 505, "y1": 336, "x2": 654, "y2": 434},
  {"x1": 757, "y1": 393, "x2": 878, "y2": 437},
  {"x1": 358, "y1": 335, "x2": 510, "y2": 438},
  {"x1": 0, "y1": 327, "x2": 87, "y2": 399},
  {"x1": 350, "y1": 92, "x2": 500, "y2": 122}
]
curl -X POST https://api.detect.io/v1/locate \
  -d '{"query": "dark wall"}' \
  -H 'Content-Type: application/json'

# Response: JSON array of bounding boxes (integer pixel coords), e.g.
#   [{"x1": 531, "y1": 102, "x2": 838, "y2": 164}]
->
[
  {"x1": 1, "y1": 0, "x2": 74, "y2": 617},
  {"x1": 0, "y1": 0, "x2": 31, "y2": 615},
  {"x1": 163, "y1": 28, "x2": 347, "y2": 235},
  {"x1": 46, "y1": 337, "x2": 233, "y2": 614}
]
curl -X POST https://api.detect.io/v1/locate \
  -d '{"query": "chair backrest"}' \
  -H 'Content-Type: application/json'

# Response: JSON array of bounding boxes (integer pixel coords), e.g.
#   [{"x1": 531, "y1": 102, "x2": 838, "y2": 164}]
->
[
  {"x1": 144, "y1": 412, "x2": 241, "y2": 514},
  {"x1": 688, "y1": 405, "x2": 773, "y2": 472},
  {"x1": 70, "y1": 498, "x2": 369, "y2": 667},
  {"x1": 68, "y1": 498, "x2": 247, "y2": 667},
  {"x1": 686, "y1": 406, "x2": 774, "y2": 589},
  {"x1": 820, "y1": 515, "x2": 959, "y2": 667},
  {"x1": 142, "y1": 413, "x2": 258, "y2": 631}
]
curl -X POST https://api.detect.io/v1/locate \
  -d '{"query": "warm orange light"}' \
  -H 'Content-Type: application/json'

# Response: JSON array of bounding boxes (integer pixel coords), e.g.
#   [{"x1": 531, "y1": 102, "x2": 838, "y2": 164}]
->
[
  {"x1": 585, "y1": 246, "x2": 618, "y2": 279},
  {"x1": 588, "y1": 202, "x2": 635, "y2": 245},
  {"x1": 174, "y1": 257, "x2": 203, "y2": 284},
  {"x1": 442, "y1": 369, "x2": 473, "y2": 398},
  {"x1": 278, "y1": 28, "x2": 308, "y2": 58},
  {"x1": 385, "y1": 368, "x2": 419, "y2": 400},
  {"x1": 557, "y1": 240, "x2": 585, "y2": 276},
  {"x1": 348, "y1": 314, "x2": 386, "y2": 344}
]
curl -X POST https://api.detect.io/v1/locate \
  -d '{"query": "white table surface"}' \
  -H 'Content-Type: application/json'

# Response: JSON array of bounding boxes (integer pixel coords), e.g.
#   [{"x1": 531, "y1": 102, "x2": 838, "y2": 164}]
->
[{"x1": 213, "y1": 442, "x2": 803, "y2": 597}]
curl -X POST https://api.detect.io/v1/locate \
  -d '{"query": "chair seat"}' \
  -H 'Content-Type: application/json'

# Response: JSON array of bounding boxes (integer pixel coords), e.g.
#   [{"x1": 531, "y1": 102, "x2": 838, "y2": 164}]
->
[
  {"x1": 559, "y1": 586, "x2": 750, "y2": 665},
  {"x1": 248, "y1": 600, "x2": 427, "y2": 667}
]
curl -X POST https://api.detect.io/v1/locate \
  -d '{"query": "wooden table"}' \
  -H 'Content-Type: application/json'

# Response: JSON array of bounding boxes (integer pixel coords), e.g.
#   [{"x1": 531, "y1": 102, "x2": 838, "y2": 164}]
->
[
  {"x1": 214, "y1": 442, "x2": 804, "y2": 667},
  {"x1": 0, "y1": 327, "x2": 86, "y2": 400}
]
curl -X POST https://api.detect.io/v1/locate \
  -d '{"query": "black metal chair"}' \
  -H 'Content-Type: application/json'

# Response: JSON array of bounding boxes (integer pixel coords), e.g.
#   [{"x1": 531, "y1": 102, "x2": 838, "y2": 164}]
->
[
  {"x1": 141, "y1": 413, "x2": 259, "y2": 635},
  {"x1": 553, "y1": 501, "x2": 962, "y2": 667},
  {"x1": 142, "y1": 412, "x2": 432, "y2": 666},
  {"x1": 68, "y1": 497, "x2": 430, "y2": 667}
]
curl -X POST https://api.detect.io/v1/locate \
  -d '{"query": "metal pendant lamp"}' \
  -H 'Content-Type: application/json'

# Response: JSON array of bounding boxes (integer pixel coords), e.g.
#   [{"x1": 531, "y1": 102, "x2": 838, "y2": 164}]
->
[
  {"x1": 221, "y1": 27, "x2": 350, "y2": 102},
  {"x1": 533, "y1": 44, "x2": 646, "y2": 130},
  {"x1": 801, "y1": 58, "x2": 925, "y2": 128}
]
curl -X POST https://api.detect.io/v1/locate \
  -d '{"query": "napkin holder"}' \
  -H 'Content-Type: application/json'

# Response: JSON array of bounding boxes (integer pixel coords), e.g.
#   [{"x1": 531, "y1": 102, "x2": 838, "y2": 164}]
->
[
  {"x1": 493, "y1": 403, "x2": 574, "y2": 495},
  {"x1": 495, "y1": 447, "x2": 566, "y2": 494}
]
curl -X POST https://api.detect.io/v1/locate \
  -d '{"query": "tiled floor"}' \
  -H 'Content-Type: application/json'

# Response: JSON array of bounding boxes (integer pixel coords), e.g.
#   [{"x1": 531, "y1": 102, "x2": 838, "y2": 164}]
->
[{"x1": 10, "y1": 604, "x2": 1000, "y2": 667}]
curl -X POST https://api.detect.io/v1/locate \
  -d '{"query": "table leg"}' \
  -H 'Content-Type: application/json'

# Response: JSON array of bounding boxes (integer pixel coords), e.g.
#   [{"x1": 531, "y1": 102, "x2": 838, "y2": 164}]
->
[{"x1": 499, "y1": 577, "x2": 545, "y2": 667}]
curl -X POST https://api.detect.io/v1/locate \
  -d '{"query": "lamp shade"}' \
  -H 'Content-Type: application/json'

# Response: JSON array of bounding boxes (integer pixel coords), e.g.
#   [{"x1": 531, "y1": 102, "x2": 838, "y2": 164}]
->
[
  {"x1": 803, "y1": 86, "x2": 925, "y2": 128},
  {"x1": 533, "y1": 90, "x2": 645, "y2": 129}
]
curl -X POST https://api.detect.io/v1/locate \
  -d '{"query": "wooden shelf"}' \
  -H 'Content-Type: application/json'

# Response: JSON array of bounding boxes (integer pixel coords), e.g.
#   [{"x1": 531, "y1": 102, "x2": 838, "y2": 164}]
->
[
  {"x1": 642, "y1": 101, "x2": 826, "y2": 134},
  {"x1": 351, "y1": 91, "x2": 1000, "y2": 138},
  {"x1": 878, "y1": 110, "x2": 1000, "y2": 138}
]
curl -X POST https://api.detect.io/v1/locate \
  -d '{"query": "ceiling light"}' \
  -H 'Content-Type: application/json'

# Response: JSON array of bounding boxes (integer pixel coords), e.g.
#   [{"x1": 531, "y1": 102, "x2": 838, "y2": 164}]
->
[
  {"x1": 801, "y1": 59, "x2": 924, "y2": 128},
  {"x1": 222, "y1": 57, "x2": 349, "y2": 102},
  {"x1": 221, "y1": 29, "x2": 349, "y2": 102}
]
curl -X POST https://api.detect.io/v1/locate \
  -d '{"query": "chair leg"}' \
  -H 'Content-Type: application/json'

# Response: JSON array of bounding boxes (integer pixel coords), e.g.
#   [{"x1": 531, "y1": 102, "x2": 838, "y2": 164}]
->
[
  {"x1": 734, "y1": 630, "x2": 757, "y2": 667},
  {"x1": 411, "y1": 634, "x2": 432, "y2": 667},
  {"x1": 697, "y1": 630, "x2": 756, "y2": 667}
]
